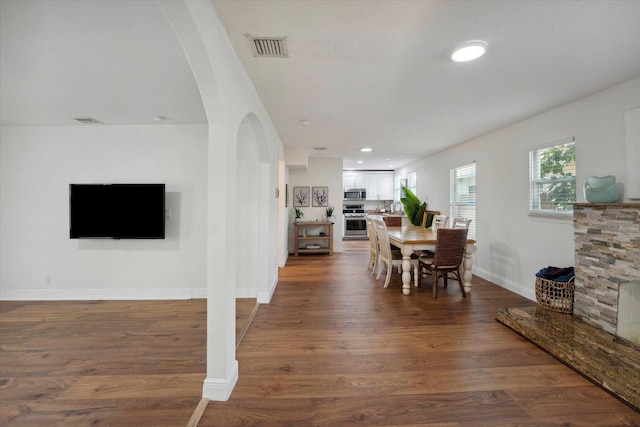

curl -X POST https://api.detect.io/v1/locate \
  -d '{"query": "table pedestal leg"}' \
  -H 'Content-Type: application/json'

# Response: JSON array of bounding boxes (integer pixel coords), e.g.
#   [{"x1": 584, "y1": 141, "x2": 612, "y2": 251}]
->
[
  {"x1": 462, "y1": 243, "x2": 475, "y2": 293},
  {"x1": 401, "y1": 247, "x2": 413, "y2": 295}
]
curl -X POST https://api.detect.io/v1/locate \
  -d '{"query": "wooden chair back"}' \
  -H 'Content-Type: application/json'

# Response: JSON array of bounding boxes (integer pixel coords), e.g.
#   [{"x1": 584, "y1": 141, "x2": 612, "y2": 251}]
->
[
  {"x1": 432, "y1": 228, "x2": 469, "y2": 268},
  {"x1": 421, "y1": 210, "x2": 441, "y2": 228},
  {"x1": 373, "y1": 218, "x2": 391, "y2": 261}
]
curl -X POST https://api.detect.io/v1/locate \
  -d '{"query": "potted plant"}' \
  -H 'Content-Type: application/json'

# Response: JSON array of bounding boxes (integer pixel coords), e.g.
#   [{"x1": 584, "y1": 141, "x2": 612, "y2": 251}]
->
[
  {"x1": 400, "y1": 187, "x2": 427, "y2": 226},
  {"x1": 325, "y1": 205, "x2": 335, "y2": 223},
  {"x1": 294, "y1": 208, "x2": 303, "y2": 222}
]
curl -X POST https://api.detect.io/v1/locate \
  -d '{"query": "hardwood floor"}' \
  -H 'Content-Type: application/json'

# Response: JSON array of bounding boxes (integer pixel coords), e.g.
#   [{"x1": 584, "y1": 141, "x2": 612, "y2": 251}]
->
[
  {"x1": 1, "y1": 241, "x2": 638, "y2": 426},
  {"x1": 236, "y1": 298, "x2": 259, "y2": 349},
  {"x1": 0, "y1": 299, "x2": 206, "y2": 426},
  {"x1": 201, "y1": 241, "x2": 640, "y2": 426}
]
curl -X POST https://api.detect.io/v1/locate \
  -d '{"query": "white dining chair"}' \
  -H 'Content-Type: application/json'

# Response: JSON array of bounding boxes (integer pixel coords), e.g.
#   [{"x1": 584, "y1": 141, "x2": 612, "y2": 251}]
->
[
  {"x1": 373, "y1": 218, "x2": 418, "y2": 288},
  {"x1": 365, "y1": 217, "x2": 378, "y2": 274},
  {"x1": 432, "y1": 215, "x2": 449, "y2": 230},
  {"x1": 452, "y1": 217, "x2": 471, "y2": 229}
]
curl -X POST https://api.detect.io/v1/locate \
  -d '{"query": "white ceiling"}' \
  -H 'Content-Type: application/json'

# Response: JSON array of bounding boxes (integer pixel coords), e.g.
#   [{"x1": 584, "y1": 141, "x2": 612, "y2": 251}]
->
[
  {"x1": 2, "y1": 1, "x2": 640, "y2": 171},
  {"x1": 0, "y1": 0, "x2": 207, "y2": 127}
]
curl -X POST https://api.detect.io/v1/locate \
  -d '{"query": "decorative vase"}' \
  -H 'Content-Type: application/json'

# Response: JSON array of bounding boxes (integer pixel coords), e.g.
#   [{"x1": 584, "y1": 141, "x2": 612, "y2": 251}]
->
[{"x1": 584, "y1": 175, "x2": 618, "y2": 203}]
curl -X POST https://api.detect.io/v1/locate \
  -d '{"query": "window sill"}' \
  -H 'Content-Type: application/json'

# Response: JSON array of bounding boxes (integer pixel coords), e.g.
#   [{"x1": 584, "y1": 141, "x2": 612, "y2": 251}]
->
[{"x1": 528, "y1": 211, "x2": 573, "y2": 222}]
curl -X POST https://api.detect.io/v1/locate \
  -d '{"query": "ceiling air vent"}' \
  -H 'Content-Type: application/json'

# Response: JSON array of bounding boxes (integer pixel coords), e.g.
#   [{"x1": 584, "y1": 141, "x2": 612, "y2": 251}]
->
[
  {"x1": 246, "y1": 35, "x2": 288, "y2": 58},
  {"x1": 73, "y1": 117, "x2": 103, "y2": 124}
]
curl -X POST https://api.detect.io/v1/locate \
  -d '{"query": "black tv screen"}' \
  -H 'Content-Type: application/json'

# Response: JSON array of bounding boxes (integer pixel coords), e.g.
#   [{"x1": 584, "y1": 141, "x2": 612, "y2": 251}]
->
[{"x1": 70, "y1": 184, "x2": 165, "y2": 239}]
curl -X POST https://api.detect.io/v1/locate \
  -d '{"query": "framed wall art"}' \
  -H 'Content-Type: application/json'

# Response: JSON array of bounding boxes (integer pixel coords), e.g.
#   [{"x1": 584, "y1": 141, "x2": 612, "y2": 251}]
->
[
  {"x1": 312, "y1": 186, "x2": 329, "y2": 207},
  {"x1": 293, "y1": 186, "x2": 310, "y2": 207}
]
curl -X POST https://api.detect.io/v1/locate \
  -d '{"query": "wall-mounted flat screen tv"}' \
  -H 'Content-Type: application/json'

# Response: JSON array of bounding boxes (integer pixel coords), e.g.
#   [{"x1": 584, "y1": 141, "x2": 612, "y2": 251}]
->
[{"x1": 70, "y1": 184, "x2": 165, "y2": 239}]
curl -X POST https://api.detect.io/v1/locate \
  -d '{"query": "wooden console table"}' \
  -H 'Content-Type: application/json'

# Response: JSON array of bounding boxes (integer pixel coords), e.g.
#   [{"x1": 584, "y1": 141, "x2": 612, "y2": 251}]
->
[{"x1": 294, "y1": 221, "x2": 333, "y2": 256}]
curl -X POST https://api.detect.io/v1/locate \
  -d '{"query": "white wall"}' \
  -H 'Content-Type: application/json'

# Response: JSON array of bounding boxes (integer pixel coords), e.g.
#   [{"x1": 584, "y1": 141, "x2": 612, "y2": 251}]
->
[
  {"x1": 235, "y1": 118, "x2": 260, "y2": 298},
  {"x1": 288, "y1": 157, "x2": 344, "y2": 253},
  {"x1": 397, "y1": 76, "x2": 640, "y2": 300},
  {"x1": 0, "y1": 124, "x2": 208, "y2": 299}
]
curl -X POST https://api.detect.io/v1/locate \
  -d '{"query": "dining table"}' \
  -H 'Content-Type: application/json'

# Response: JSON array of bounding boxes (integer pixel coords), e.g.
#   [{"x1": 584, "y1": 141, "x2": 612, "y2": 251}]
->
[{"x1": 386, "y1": 225, "x2": 476, "y2": 296}]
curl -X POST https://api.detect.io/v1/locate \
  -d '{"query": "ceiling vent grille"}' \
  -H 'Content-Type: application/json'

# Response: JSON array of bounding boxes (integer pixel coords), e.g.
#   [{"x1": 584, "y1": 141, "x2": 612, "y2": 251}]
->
[
  {"x1": 246, "y1": 35, "x2": 288, "y2": 58},
  {"x1": 73, "y1": 117, "x2": 103, "y2": 124}
]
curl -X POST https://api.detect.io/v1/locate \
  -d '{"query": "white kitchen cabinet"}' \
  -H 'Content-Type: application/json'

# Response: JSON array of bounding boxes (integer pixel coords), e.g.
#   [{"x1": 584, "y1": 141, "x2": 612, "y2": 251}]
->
[
  {"x1": 343, "y1": 173, "x2": 367, "y2": 190},
  {"x1": 365, "y1": 174, "x2": 379, "y2": 200},
  {"x1": 378, "y1": 173, "x2": 394, "y2": 200},
  {"x1": 365, "y1": 172, "x2": 394, "y2": 200},
  {"x1": 344, "y1": 171, "x2": 394, "y2": 200}
]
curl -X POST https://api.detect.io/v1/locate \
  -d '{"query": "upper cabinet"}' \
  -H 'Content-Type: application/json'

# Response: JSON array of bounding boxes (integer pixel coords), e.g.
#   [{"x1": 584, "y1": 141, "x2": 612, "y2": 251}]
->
[
  {"x1": 343, "y1": 171, "x2": 394, "y2": 200},
  {"x1": 343, "y1": 172, "x2": 367, "y2": 190}
]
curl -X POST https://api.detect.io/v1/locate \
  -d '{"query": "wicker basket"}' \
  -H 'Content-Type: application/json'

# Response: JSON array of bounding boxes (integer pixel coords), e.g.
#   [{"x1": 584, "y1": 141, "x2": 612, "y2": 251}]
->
[{"x1": 535, "y1": 276, "x2": 575, "y2": 313}]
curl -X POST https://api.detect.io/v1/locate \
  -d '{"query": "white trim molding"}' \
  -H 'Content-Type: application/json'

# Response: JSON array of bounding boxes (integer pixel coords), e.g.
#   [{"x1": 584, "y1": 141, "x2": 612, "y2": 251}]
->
[
  {"x1": 0, "y1": 288, "x2": 207, "y2": 301},
  {"x1": 202, "y1": 360, "x2": 238, "y2": 401}
]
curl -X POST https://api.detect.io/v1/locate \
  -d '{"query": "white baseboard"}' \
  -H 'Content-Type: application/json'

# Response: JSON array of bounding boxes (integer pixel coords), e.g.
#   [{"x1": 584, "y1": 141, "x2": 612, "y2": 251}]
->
[
  {"x1": 0, "y1": 287, "x2": 207, "y2": 301},
  {"x1": 257, "y1": 275, "x2": 278, "y2": 303},
  {"x1": 473, "y1": 267, "x2": 536, "y2": 301},
  {"x1": 235, "y1": 288, "x2": 257, "y2": 299},
  {"x1": 202, "y1": 360, "x2": 238, "y2": 401}
]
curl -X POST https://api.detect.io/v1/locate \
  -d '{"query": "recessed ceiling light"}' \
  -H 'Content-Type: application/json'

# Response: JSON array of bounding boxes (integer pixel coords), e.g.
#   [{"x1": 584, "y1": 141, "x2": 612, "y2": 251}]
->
[
  {"x1": 300, "y1": 119, "x2": 310, "y2": 126},
  {"x1": 357, "y1": 160, "x2": 363, "y2": 164},
  {"x1": 451, "y1": 40, "x2": 487, "y2": 63},
  {"x1": 361, "y1": 147, "x2": 372, "y2": 152},
  {"x1": 313, "y1": 146, "x2": 327, "y2": 151}
]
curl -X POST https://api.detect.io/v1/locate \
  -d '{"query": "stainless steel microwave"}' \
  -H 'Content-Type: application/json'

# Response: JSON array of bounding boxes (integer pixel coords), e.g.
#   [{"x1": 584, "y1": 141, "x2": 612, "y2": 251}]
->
[{"x1": 344, "y1": 188, "x2": 366, "y2": 201}]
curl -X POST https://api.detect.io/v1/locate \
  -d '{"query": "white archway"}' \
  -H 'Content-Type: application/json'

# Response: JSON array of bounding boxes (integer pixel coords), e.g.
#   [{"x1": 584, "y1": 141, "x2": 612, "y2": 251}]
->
[
  {"x1": 235, "y1": 114, "x2": 270, "y2": 300},
  {"x1": 161, "y1": 0, "x2": 282, "y2": 401}
]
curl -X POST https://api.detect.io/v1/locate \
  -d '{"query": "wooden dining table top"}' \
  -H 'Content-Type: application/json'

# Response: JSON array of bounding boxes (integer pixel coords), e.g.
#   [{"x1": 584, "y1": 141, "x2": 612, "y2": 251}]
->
[{"x1": 386, "y1": 225, "x2": 476, "y2": 244}]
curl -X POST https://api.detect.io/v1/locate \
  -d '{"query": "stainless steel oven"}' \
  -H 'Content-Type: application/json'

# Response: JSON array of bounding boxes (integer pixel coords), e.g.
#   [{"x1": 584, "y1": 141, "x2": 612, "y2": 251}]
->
[{"x1": 343, "y1": 204, "x2": 367, "y2": 237}]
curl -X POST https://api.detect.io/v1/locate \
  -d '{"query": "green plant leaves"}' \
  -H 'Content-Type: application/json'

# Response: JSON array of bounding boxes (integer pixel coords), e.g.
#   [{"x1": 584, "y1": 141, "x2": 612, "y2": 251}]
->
[{"x1": 400, "y1": 187, "x2": 427, "y2": 226}]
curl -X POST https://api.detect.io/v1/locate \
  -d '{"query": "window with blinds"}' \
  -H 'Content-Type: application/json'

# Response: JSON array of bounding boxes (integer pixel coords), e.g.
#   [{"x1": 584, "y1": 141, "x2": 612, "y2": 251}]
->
[
  {"x1": 395, "y1": 175, "x2": 402, "y2": 201},
  {"x1": 529, "y1": 137, "x2": 575, "y2": 218},
  {"x1": 407, "y1": 171, "x2": 417, "y2": 196},
  {"x1": 450, "y1": 163, "x2": 476, "y2": 239}
]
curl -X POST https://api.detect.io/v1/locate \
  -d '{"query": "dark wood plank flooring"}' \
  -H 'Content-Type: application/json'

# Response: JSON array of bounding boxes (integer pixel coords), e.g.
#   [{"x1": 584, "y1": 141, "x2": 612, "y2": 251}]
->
[
  {"x1": 1, "y1": 241, "x2": 638, "y2": 426},
  {"x1": 0, "y1": 299, "x2": 207, "y2": 426},
  {"x1": 201, "y1": 241, "x2": 640, "y2": 426}
]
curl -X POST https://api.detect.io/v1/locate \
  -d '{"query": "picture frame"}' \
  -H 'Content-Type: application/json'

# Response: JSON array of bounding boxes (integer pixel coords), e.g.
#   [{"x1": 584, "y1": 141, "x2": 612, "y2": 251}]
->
[
  {"x1": 312, "y1": 186, "x2": 329, "y2": 207},
  {"x1": 293, "y1": 186, "x2": 310, "y2": 207}
]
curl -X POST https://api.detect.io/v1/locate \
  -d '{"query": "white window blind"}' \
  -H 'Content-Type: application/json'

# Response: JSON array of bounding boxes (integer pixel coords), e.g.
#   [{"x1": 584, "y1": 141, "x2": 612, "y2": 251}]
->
[
  {"x1": 450, "y1": 163, "x2": 476, "y2": 239},
  {"x1": 529, "y1": 137, "x2": 576, "y2": 218},
  {"x1": 407, "y1": 171, "x2": 417, "y2": 196},
  {"x1": 395, "y1": 175, "x2": 402, "y2": 201}
]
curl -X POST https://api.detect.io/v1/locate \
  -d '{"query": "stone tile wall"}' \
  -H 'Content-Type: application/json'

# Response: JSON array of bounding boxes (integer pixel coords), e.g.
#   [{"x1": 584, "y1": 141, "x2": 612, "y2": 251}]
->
[{"x1": 573, "y1": 203, "x2": 640, "y2": 334}]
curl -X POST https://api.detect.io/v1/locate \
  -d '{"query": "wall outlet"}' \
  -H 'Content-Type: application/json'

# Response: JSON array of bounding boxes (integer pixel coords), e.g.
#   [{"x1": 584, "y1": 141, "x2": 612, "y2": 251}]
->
[
  {"x1": 165, "y1": 209, "x2": 172, "y2": 219},
  {"x1": 45, "y1": 275, "x2": 52, "y2": 285}
]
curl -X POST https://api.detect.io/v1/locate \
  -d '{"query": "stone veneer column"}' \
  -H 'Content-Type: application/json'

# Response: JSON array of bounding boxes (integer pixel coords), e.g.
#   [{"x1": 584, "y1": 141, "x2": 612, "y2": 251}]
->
[{"x1": 573, "y1": 203, "x2": 640, "y2": 334}]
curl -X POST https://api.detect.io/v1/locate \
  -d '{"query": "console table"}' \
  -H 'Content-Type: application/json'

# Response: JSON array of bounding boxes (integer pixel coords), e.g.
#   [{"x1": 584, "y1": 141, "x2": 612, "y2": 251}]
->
[{"x1": 294, "y1": 222, "x2": 333, "y2": 256}]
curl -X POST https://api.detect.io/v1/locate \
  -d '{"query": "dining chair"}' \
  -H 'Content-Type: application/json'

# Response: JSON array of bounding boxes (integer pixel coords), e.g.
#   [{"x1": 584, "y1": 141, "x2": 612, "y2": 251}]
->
[
  {"x1": 417, "y1": 228, "x2": 469, "y2": 298},
  {"x1": 365, "y1": 217, "x2": 378, "y2": 274},
  {"x1": 432, "y1": 215, "x2": 449, "y2": 230},
  {"x1": 373, "y1": 218, "x2": 418, "y2": 288},
  {"x1": 452, "y1": 217, "x2": 471, "y2": 229},
  {"x1": 420, "y1": 210, "x2": 441, "y2": 228}
]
